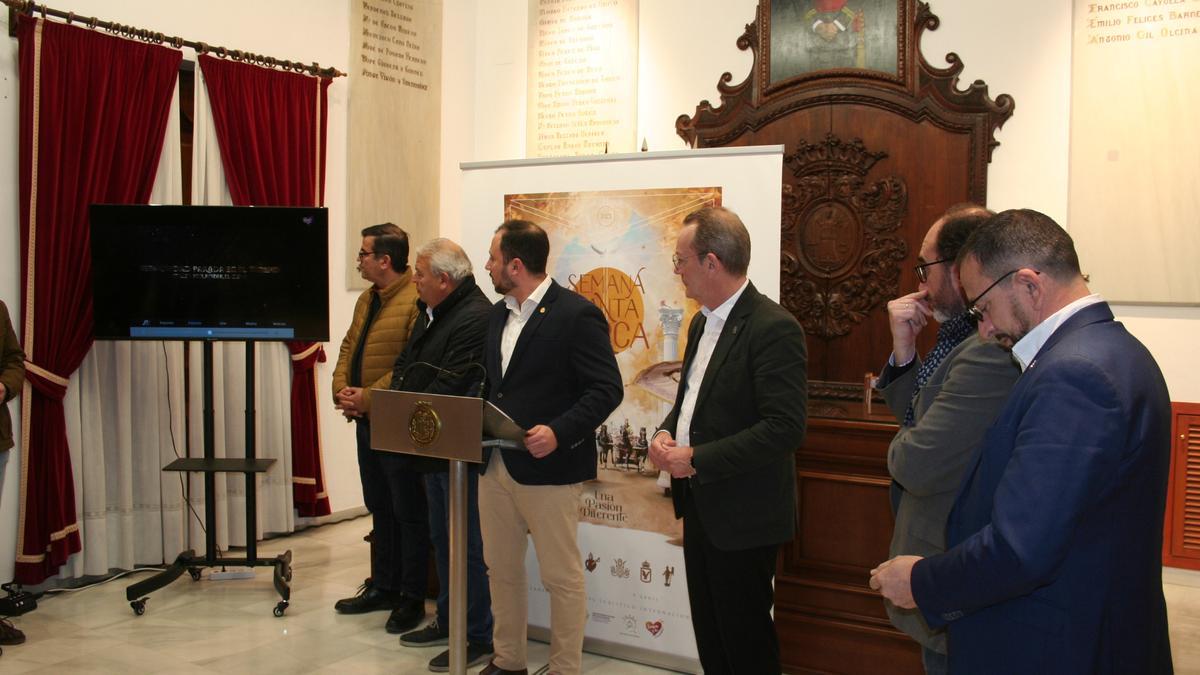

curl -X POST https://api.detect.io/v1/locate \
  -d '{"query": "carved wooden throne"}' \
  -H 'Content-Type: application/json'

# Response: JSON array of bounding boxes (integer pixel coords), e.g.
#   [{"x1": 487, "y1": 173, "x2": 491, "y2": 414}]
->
[{"x1": 677, "y1": 2, "x2": 1012, "y2": 672}]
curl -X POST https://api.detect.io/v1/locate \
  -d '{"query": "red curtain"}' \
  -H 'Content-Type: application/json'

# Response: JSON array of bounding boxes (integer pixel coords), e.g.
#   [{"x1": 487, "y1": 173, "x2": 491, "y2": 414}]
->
[
  {"x1": 199, "y1": 54, "x2": 333, "y2": 517},
  {"x1": 16, "y1": 17, "x2": 181, "y2": 583}
]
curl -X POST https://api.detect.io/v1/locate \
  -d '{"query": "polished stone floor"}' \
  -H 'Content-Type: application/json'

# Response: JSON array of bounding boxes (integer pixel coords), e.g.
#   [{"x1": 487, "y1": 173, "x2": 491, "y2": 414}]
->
[
  {"x1": 0, "y1": 516, "x2": 1197, "y2": 673},
  {"x1": 0, "y1": 516, "x2": 671, "y2": 674}
]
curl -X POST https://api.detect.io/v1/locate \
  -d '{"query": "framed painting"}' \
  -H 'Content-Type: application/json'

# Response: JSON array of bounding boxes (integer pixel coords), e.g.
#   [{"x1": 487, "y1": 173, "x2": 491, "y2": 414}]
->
[{"x1": 765, "y1": 0, "x2": 902, "y2": 85}]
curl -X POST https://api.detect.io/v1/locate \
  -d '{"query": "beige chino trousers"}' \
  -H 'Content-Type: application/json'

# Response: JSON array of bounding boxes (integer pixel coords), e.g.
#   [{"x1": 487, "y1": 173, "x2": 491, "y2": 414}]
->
[{"x1": 479, "y1": 453, "x2": 586, "y2": 675}]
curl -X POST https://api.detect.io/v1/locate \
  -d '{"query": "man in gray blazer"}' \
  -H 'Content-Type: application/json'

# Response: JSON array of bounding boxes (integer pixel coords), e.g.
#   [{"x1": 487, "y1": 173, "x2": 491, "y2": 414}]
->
[{"x1": 875, "y1": 205, "x2": 1020, "y2": 674}]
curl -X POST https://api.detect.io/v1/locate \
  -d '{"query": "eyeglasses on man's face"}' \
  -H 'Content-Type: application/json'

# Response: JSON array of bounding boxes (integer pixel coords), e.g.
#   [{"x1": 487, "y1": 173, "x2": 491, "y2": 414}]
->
[
  {"x1": 672, "y1": 252, "x2": 698, "y2": 269},
  {"x1": 966, "y1": 269, "x2": 1018, "y2": 323},
  {"x1": 357, "y1": 249, "x2": 376, "y2": 260},
  {"x1": 914, "y1": 258, "x2": 950, "y2": 283}
]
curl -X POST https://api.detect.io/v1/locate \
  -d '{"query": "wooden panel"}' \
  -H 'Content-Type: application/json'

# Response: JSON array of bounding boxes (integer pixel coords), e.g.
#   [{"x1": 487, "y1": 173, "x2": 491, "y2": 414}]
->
[
  {"x1": 777, "y1": 601, "x2": 921, "y2": 675},
  {"x1": 794, "y1": 471, "x2": 892, "y2": 572},
  {"x1": 1165, "y1": 403, "x2": 1200, "y2": 570},
  {"x1": 777, "y1": 417, "x2": 921, "y2": 674}
]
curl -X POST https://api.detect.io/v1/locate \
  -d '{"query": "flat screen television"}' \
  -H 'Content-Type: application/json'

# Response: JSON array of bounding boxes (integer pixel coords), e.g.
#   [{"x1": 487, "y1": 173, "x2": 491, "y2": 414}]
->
[{"x1": 90, "y1": 204, "x2": 329, "y2": 341}]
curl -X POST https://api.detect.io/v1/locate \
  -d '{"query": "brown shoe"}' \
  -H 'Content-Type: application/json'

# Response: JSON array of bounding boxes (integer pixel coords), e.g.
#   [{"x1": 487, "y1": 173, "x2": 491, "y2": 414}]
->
[
  {"x1": 477, "y1": 659, "x2": 528, "y2": 675},
  {"x1": 0, "y1": 619, "x2": 23, "y2": 646}
]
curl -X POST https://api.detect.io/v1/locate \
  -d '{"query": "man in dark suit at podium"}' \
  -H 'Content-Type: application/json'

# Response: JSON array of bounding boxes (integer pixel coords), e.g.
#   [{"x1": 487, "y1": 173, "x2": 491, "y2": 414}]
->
[
  {"x1": 650, "y1": 206, "x2": 807, "y2": 675},
  {"x1": 388, "y1": 238, "x2": 496, "y2": 671},
  {"x1": 477, "y1": 219, "x2": 622, "y2": 675}
]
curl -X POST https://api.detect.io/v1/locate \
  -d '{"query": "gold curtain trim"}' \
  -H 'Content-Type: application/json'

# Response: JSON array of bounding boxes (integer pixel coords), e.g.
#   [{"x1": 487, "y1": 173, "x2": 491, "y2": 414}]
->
[
  {"x1": 290, "y1": 343, "x2": 321, "y2": 361},
  {"x1": 24, "y1": 360, "x2": 69, "y2": 387},
  {"x1": 17, "y1": 17, "x2": 45, "y2": 569},
  {"x1": 14, "y1": 522, "x2": 80, "y2": 563}
]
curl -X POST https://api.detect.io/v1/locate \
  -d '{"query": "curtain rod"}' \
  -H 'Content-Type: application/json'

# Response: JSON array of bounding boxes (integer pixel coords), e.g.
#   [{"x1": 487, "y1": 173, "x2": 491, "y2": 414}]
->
[{"x1": 4, "y1": 0, "x2": 345, "y2": 78}]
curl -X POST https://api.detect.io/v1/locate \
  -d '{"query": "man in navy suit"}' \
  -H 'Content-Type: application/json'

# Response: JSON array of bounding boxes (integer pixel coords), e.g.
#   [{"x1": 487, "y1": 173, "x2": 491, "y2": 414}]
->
[
  {"x1": 476, "y1": 220, "x2": 623, "y2": 675},
  {"x1": 870, "y1": 209, "x2": 1173, "y2": 674}
]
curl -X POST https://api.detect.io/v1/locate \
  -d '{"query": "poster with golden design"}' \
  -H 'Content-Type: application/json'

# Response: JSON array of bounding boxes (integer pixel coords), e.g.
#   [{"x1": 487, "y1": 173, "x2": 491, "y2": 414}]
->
[{"x1": 505, "y1": 187, "x2": 719, "y2": 541}]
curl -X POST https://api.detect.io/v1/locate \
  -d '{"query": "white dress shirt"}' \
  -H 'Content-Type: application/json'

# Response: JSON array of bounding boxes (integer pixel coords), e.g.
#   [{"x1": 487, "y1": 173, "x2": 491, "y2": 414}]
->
[
  {"x1": 1011, "y1": 293, "x2": 1104, "y2": 372},
  {"x1": 500, "y1": 276, "x2": 553, "y2": 377},
  {"x1": 675, "y1": 280, "x2": 749, "y2": 447}
]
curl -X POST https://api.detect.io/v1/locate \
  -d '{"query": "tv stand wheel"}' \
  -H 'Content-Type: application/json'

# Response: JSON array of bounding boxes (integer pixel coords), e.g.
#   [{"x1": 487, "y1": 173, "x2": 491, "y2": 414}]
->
[
  {"x1": 131, "y1": 598, "x2": 147, "y2": 616},
  {"x1": 188, "y1": 567, "x2": 202, "y2": 581},
  {"x1": 273, "y1": 601, "x2": 288, "y2": 617}
]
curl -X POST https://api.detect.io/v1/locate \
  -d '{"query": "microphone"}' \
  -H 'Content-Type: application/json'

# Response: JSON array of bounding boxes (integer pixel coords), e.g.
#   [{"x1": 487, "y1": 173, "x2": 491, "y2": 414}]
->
[{"x1": 395, "y1": 359, "x2": 487, "y2": 398}]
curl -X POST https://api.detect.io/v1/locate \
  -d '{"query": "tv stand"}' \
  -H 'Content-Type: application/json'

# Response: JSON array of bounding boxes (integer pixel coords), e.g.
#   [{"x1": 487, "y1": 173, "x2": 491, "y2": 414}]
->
[{"x1": 125, "y1": 340, "x2": 293, "y2": 616}]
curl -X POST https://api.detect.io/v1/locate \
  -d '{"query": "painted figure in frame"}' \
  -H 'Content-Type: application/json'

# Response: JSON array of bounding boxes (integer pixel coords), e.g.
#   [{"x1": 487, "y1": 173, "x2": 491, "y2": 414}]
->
[{"x1": 770, "y1": 0, "x2": 900, "y2": 82}]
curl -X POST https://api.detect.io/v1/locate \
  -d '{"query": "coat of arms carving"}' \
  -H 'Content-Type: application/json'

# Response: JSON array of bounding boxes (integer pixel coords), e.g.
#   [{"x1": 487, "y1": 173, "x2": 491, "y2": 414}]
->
[{"x1": 781, "y1": 133, "x2": 907, "y2": 338}]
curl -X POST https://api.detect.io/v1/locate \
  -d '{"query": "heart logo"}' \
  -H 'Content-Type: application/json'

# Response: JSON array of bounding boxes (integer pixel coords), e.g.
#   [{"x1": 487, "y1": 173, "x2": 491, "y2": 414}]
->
[{"x1": 645, "y1": 620, "x2": 663, "y2": 637}]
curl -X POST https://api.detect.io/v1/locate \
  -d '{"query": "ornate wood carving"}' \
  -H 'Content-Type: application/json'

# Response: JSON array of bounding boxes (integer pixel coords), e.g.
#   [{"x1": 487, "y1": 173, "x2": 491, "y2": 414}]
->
[
  {"x1": 676, "y1": 3, "x2": 1014, "y2": 673},
  {"x1": 781, "y1": 133, "x2": 907, "y2": 338},
  {"x1": 676, "y1": 2, "x2": 1013, "y2": 203}
]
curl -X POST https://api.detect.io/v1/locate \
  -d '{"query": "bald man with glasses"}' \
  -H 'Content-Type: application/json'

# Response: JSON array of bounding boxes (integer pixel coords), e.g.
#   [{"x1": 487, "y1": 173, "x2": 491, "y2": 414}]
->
[{"x1": 872, "y1": 205, "x2": 1019, "y2": 674}]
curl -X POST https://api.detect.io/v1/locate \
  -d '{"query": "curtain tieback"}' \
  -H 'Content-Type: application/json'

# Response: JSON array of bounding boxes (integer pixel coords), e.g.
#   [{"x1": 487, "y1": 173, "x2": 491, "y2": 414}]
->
[
  {"x1": 24, "y1": 360, "x2": 70, "y2": 399},
  {"x1": 288, "y1": 342, "x2": 326, "y2": 371}
]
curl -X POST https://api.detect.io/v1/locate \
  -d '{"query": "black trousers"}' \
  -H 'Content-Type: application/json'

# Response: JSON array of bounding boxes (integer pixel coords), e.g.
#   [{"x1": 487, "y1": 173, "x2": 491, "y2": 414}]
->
[
  {"x1": 356, "y1": 419, "x2": 429, "y2": 597},
  {"x1": 683, "y1": 491, "x2": 782, "y2": 675}
]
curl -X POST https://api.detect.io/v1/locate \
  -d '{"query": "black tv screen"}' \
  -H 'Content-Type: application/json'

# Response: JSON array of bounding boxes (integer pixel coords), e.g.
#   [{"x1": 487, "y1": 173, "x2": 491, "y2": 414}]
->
[{"x1": 90, "y1": 204, "x2": 329, "y2": 341}]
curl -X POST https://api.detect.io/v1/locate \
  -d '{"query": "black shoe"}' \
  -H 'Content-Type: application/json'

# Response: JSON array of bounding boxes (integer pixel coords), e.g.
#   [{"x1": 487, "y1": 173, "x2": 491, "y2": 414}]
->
[
  {"x1": 400, "y1": 620, "x2": 449, "y2": 647},
  {"x1": 385, "y1": 596, "x2": 426, "y2": 634},
  {"x1": 0, "y1": 619, "x2": 23, "y2": 646},
  {"x1": 333, "y1": 582, "x2": 398, "y2": 614},
  {"x1": 478, "y1": 659, "x2": 527, "y2": 675},
  {"x1": 429, "y1": 642, "x2": 494, "y2": 672}
]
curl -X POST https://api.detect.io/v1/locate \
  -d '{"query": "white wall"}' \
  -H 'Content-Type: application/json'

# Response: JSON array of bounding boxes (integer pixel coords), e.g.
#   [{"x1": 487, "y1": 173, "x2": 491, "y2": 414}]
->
[{"x1": 0, "y1": 4, "x2": 21, "y2": 588}]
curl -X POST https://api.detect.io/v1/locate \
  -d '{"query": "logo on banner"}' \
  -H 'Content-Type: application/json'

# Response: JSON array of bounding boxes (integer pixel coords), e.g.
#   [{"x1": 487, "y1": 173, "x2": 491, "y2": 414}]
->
[
  {"x1": 645, "y1": 620, "x2": 664, "y2": 637},
  {"x1": 663, "y1": 565, "x2": 675, "y2": 587},
  {"x1": 610, "y1": 558, "x2": 631, "y2": 579},
  {"x1": 590, "y1": 612, "x2": 614, "y2": 625},
  {"x1": 620, "y1": 614, "x2": 640, "y2": 638},
  {"x1": 585, "y1": 553, "x2": 600, "y2": 572},
  {"x1": 639, "y1": 561, "x2": 652, "y2": 583}
]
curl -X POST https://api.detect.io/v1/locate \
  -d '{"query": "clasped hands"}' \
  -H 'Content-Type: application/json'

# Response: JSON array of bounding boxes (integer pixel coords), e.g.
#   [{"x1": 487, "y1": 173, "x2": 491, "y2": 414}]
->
[
  {"x1": 868, "y1": 555, "x2": 922, "y2": 609},
  {"x1": 335, "y1": 386, "x2": 366, "y2": 420},
  {"x1": 648, "y1": 431, "x2": 696, "y2": 479}
]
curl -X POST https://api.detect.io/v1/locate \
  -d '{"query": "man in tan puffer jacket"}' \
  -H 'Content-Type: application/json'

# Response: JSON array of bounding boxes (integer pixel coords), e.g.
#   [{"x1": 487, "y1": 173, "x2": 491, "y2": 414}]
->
[{"x1": 331, "y1": 223, "x2": 427, "y2": 633}]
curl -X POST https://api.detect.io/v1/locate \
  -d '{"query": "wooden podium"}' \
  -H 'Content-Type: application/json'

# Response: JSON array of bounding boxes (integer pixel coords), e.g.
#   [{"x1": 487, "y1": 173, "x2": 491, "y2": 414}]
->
[{"x1": 371, "y1": 389, "x2": 523, "y2": 675}]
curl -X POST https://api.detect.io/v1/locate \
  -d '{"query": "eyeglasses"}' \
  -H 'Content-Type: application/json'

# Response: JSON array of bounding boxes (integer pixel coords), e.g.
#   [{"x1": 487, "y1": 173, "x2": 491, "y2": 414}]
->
[
  {"x1": 672, "y1": 252, "x2": 697, "y2": 269},
  {"x1": 357, "y1": 249, "x2": 376, "y2": 259},
  {"x1": 966, "y1": 269, "x2": 1017, "y2": 322},
  {"x1": 914, "y1": 258, "x2": 951, "y2": 283}
]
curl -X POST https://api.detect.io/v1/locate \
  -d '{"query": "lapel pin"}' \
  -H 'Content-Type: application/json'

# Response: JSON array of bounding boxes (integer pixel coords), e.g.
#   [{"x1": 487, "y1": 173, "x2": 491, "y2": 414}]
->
[{"x1": 539, "y1": 307, "x2": 546, "y2": 314}]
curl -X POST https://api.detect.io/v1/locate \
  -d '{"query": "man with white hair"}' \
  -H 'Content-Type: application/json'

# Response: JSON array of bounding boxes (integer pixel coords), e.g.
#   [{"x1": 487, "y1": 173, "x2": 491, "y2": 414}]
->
[{"x1": 389, "y1": 238, "x2": 495, "y2": 672}]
